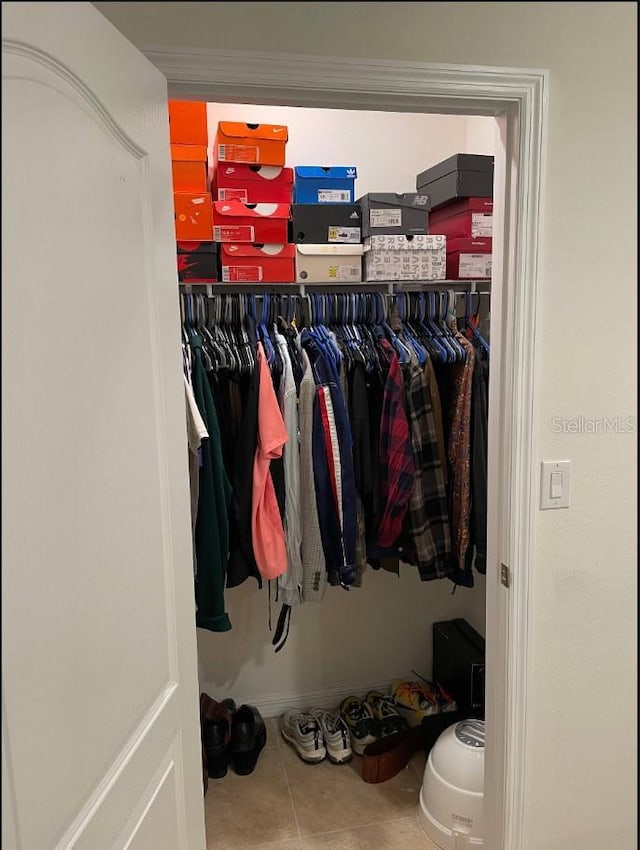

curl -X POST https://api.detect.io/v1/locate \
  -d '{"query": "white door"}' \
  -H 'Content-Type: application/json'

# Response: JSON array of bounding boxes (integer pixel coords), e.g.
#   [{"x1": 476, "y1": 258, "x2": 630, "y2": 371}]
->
[{"x1": 1, "y1": 4, "x2": 206, "y2": 849}]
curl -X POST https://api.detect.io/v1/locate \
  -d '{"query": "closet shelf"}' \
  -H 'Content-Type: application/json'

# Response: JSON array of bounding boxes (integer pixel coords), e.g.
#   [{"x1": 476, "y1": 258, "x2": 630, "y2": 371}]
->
[{"x1": 179, "y1": 279, "x2": 491, "y2": 294}]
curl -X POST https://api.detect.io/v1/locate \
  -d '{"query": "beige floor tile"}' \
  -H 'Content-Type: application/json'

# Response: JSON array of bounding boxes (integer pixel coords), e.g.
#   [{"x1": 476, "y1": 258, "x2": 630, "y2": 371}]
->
[
  {"x1": 205, "y1": 748, "x2": 298, "y2": 849},
  {"x1": 303, "y1": 817, "x2": 439, "y2": 849},
  {"x1": 409, "y1": 749, "x2": 427, "y2": 780},
  {"x1": 265, "y1": 717, "x2": 281, "y2": 749},
  {"x1": 282, "y1": 745, "x2": 422, "y2": 837}
]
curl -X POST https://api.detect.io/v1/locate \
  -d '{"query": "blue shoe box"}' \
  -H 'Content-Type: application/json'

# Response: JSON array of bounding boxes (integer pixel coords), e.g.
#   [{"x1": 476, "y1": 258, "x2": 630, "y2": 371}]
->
[{"x1": 294, "y1": 166, "x2": 357, "y2": 204}]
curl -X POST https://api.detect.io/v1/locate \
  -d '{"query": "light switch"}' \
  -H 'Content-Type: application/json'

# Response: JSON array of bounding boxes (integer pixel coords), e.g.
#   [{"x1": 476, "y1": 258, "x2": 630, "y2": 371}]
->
[{"x1": 540, "y1": 460, "x2": 571, "y2": 509}]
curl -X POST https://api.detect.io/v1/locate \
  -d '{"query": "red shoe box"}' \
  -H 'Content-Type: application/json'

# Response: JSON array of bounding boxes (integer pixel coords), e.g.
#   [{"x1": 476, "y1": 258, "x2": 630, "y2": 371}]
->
[
  {"x1": 213, "y1": 164, "x2": 293, "y2": 204},
  {"x1": 220, "y1": 243, "x2": 295, "y2": 283},
  {"x1": 177, "y1": 241, "x2": 218, "y2": 283},
  {"x1": 174, "y1": 192, "x2": 213, "y2": 240},
  {"x1": 446, "y1": 237, "x2": 492, "y2": 280},
  {"x1": 430, "y1": 197, "x2": 493, "y2": 240},
  {"x1": 212, "y1": 201, "x2": 290, "y2": 243}
]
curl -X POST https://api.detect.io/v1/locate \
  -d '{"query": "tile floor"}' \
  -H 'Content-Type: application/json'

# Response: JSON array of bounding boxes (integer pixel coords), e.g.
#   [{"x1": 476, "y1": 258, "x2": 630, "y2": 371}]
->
[{"x1": 205, "y1": 719, "x2": 439, "y2": 849}]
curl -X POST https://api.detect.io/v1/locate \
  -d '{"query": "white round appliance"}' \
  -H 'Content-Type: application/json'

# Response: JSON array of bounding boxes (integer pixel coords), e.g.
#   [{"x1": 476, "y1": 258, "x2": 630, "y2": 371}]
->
[{"x1": 417, "y1": 718, "x2": 485, "y2": 849}]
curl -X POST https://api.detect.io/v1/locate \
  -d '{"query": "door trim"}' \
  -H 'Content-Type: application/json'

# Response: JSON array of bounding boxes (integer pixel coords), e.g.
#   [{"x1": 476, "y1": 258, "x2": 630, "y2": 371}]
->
[{"x1": 142, "y1": 46, "x2": 548, "y2": 850}]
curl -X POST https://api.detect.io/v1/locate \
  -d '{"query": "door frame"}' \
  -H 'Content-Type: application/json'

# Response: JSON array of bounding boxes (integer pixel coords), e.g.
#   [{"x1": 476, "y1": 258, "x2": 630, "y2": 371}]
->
[{"x1": 143, "y1": 45, "x2": 548, "y2": 850}]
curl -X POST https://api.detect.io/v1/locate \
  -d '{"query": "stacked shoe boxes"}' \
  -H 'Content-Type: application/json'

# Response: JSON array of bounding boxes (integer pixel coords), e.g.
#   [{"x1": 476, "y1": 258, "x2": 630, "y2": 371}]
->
[
  {"x1": 360, "y1": 192, "x2": 446, "y2": 281},
  {"x1": 170, "y1": 101, "x2": 218, "y2": 283},
  {"x1": 212, "y1": 123, "x2": 295, "y2": 283},
  {"x1": 417, "y1": 154, "x2": 494, "y2": 280},
  {"x1": 292, "y1": 167, "x2": 363, "y2": 283}
]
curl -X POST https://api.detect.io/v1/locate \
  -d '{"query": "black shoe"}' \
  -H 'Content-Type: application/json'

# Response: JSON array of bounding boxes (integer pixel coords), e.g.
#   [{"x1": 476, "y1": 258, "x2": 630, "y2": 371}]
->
[
  {"x1": 229, "y1": 704, "x2": 267, "y2": 776},
  {"x1": 200, "y1": 694, "x2": 236, "y2": 779}
]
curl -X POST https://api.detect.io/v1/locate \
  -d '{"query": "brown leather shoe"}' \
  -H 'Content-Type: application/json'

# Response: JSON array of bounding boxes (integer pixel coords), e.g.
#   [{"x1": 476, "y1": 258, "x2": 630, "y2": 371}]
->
[{"x1": 200, "y1": 693, "x2": 236, "y2": 779}]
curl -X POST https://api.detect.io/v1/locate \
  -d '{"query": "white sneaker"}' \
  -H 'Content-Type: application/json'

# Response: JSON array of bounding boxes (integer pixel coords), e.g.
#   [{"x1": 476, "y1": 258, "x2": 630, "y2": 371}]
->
[
  {"x1": 310, "y1": 709, "x2": 353, "y2": 764},
  {"x1": 280, "y1": 709, "x2": 326, "y2": 763}
]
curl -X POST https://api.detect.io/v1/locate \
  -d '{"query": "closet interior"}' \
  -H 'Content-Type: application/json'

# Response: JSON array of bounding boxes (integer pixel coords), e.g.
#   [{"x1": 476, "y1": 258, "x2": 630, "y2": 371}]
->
[{"x1": 174, "y1": 99, "x2": 497, "y2": 848}]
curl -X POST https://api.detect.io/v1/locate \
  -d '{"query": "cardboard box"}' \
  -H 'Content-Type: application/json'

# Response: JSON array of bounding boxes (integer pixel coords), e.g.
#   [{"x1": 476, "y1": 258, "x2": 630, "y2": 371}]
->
[
  {"x1": 176, "y1": 241, "x2": 218, "y2": 283},
  {"x1": 294, "y1": 167, "x2": 357, "y2": 204},
  {"x1": 174, "y1": 192, "x2": 213, "y2": 240},
  {"x1": 363, "y1": 234, "x2": 446, "y2": 281},
  {"x1": 295, "y1": 244, "x2": 363, "y2": 283},
  {"x1": 433, "y1": 619, "x2": 485, "y2": 718},
  {"x1": 168, "y1": 101, "x2": 208, "y2": 145},
  {"x1": 171, "y1": 144, "x2": 208, "y2": 192},
  {"x1": 292, "y1": 204, "x2": 361, "y2": 244},
  {"x1": 429, "y1": 197, "x2": 493, "y2": 240},
  {"x1": 446, "y1": 237, "x2": 492, "y2": 279},
  {"x1": 212, "y1": 201, "x2": 290, "y2": 243},
  {"x1": 214, "y1": 122, "x2": 288, "y2": 167},
  {"x1": 416, "y1": 154, "x2": 494, "y2": 210},
  {"x1": 212, "y1": 164, "x2": 293, "y2": 204},
  {"x1": 358, "y1": 192, "x2": 431, "y2": 238},
  {"x1": 220, "y1": 243, "x2": 295, "y2": 283}
]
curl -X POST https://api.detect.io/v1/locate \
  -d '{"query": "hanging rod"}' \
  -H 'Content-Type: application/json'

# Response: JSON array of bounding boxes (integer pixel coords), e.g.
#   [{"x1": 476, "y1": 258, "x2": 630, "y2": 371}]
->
[{"x1": 179, "y1": 279, "x2": 491, "y2": 295}]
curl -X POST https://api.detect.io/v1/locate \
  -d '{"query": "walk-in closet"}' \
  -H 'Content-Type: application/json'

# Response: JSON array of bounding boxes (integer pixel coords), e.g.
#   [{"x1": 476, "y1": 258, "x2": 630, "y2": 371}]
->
[{"x1": 177, "y1": 100, "x2": 497, "y2": 849}]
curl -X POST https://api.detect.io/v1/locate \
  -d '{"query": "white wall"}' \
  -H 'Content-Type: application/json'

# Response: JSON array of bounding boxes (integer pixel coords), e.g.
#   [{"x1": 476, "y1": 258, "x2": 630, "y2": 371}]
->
[
  {"x1": 95, "y1": 4, "x2": 637, "y2": 848},
  {"x1": 198, "y1": 102, "x2": 492, "y2": 712}
]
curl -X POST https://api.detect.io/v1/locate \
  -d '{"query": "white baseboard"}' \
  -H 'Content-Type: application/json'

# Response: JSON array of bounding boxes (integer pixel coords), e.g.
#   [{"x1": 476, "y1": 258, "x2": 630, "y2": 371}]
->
[{"x1": 205, "y1": 681, "x2": 392, "y2": 719}]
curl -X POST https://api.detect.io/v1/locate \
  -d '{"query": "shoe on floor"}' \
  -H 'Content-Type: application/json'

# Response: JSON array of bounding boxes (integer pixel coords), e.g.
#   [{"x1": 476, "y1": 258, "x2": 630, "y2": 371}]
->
[
  {"x1": 310, "y1": 708, "x2": 352, "y2": 764},
  {"x1": 229, "y1": 704, "x2": 267, "y2": 776},
  {"x1": 391, "y1": 679, "x2": 440, "y2": 727},
  {"x1": 200, "y1": 694, "x2": 236, "y2": 779},
  {"x1": 339, "y1": 696, "x2": 378, "y2": 756},
  {"x1": 365, "y1": 691, "x2": 408, "y2": 738},
  {"x1": 280, "y1": 709, "x2": 326, "y2": 763}
]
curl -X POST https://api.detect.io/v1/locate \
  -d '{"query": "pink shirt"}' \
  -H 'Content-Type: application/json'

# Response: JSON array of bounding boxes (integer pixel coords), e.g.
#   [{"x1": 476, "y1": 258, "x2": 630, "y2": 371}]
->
[{"x1": 252, "y1": 343, "x2": 288, "y2": 580}]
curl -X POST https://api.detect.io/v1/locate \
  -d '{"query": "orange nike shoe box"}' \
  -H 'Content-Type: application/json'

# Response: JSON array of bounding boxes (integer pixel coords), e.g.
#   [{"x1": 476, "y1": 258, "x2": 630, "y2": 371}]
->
[
  {"x1": 214, "y1": 122, "x2": 288, "y2": 167},
  {"x1": 171, "y1": 145, "x2": 208, "y2": 192},
  {"x1": 168, "y1": 101, "x2": 208, "y2": 145},
  {"x1": 174, "y1": 192, "x2": 213, "y2": 240}
]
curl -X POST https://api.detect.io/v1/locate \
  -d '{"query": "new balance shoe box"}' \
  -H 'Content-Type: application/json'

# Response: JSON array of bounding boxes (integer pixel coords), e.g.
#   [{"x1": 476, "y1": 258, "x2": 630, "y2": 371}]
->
[
  {"x1": 363, "y1": 234, "x2": 446, "y2": 281},
  {"x1": 212, "y1": 201, "x2": 290, "y2": 243},
  {"x1": 358, "y1": 192, "x2": 431, "y2": 237},
  {"x1": 177, "y1": 241, "x2": 218, "y2": 283},
  {"x1": 416, "y1": 154, "x2": 494, "y2": 210},
  {"x1": 171, "y1": 145, "x2": 208, "y2": 192},
  {"x1": 220, "y1": 243, "x2": 295, "y2": 283},
  {"x1": 446, "y1": 237, "x2": 492, "y2": 280},
  {"x1": 213, "y1": 164, "x2": 293, "y2": 204},
  {"x1": 295, "y1": 244, "x2": 363, "y2": 283},
  {"x1": 174, "y1": 192, "x2": 213, "y2": 240},
  {"x1": 429, "y1": 197, "x2": 493, "y2": 240},
  {"x1": 168, "y1": 101, "x2": 208, "y2": 145},
  {"x1": 292, "y1": 204, "x2": 361, "y2": 244},
  {"x1": 214, "y1": 122, "x2": 288, "y2": 167},
  {"x1": 293, "y1": 167, "x2": 357, "y2": 204},
  {"x1": 433, "y1": 619, "x2": 485, "y2": 719}
]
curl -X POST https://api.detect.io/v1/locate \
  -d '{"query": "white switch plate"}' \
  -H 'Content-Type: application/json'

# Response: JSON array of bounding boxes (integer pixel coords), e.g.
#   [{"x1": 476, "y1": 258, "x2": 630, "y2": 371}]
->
[{"x1": 540, "y1": 460, "x2": 571, "y2": 509}]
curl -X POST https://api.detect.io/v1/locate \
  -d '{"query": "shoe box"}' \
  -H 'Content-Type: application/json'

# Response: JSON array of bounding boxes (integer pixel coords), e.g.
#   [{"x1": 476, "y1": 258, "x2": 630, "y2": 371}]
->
[
  {"x1": 363, "y1": 234, "x2": 446, "y2": 281},
  {"x1": 446, "y1": 237, "x2": 492, "y2": 280},
  {"x1": 168, "y1": 100, "x2": 208, "y2": 145},
  {"x1": 212, "y1": 201, "x2": 290, "y2": 243},
  {"x1": 432, "y1": 618, "x2": 485, "y2": 718},
  {"x1": 293, "y1": 166, "x2": 358, "y2": 204},
  {"x1": 416, "y1": 154, "x2": 494, "y2": 211},
  {"x1": 212, "y1": 164, "x2": 293, "y2": 204},
  {"x1": 220, "y1": 243, "x2": 295, "y2": 283},
  {"x1": 214, "y1": 122, "x2": 288, "y2": 167},
  {"x1": 429, "y1": 197, "x2": 493, "y2": 240},
  {"x1": 171, "y1": 144, "x2": 208, "y2": 192},
  {"x1": 292, "y1": 204, "x2": 362, "y2": 244},
  {"x1": 177, "y1": 240, "x2": 218, "y2": 283},
  {"x1": 358, "y1": 192, "x2": 431, "y2": 238},
  {"x1": 295, "y1": 244, "x2": 364, "y2": 283},
  {"x1": 174, "y1": 192, "x2": 213, "y2": 240}
]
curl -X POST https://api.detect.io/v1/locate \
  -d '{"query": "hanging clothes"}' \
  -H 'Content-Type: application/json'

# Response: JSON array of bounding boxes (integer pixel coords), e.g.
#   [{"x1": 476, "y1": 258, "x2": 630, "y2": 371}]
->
[
  {"x1": 251, "y1": 342, "x2": 288, "y2": 581},
  {"x1": 190, "y1": 334, "x2": 232, "y2": 633},
  {"x1": 184, "y1": 372, "x2": 208, "y2": 574},
  {"x1": 465, "y1": 334, "x2": 489, "y2": 575}
]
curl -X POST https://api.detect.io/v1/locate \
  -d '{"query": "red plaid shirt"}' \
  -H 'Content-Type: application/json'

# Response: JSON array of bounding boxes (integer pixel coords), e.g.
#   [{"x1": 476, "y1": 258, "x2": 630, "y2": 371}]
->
[{"x1": 375, "y1": 343, "x2": 415, "y2": 547}]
